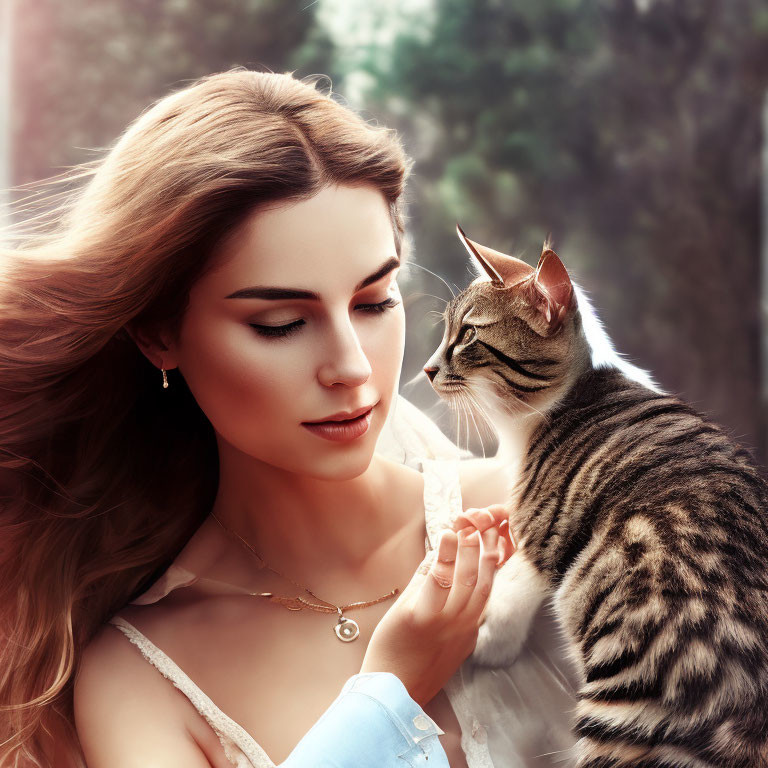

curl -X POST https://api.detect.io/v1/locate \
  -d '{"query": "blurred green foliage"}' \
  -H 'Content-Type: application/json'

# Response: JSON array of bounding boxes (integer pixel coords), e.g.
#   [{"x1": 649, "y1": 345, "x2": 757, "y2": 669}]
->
[
  {"x1": 350, "y1": 0, "x2": 768, "y2": 460},
  {"x1": 10, "y1": 0, "x2": 768, "y2": 461}
]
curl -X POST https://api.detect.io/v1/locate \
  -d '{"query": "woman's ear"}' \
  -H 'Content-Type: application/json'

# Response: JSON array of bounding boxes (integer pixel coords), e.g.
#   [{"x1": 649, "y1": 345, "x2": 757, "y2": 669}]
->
[{"x1": 124, "y1": 321, "x2": 178, "y2": 370}]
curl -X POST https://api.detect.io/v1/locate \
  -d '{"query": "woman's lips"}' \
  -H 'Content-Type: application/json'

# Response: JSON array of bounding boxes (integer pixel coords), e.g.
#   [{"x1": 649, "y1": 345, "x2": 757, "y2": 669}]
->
[{"x1": 301, "y1": 406, "x2": 373, "y2": 442}]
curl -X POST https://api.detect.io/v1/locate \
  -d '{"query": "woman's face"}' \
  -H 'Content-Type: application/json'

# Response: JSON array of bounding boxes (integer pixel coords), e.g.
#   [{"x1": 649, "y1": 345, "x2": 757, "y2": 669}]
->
[{"x1": 172, "y1": 184, "x2": 406, "y2": 480}]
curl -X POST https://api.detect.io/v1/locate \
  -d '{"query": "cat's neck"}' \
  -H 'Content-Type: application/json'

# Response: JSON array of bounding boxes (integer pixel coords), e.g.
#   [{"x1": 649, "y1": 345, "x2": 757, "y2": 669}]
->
[
  {"x1": 492, "y1": 327, "x2": 592, "y2": 466},
  {"x1": 495, "y1": 410, "x2": 546, "y2": 466},
  {"x1": 487, "y1": 283, "x2": 662, "y2": 465}
]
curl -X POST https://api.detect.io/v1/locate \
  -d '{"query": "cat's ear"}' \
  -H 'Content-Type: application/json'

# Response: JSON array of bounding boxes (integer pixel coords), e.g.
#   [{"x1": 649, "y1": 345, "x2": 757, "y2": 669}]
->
[
  {"x1": 456, "y1": 224, "x2": 534, "y2": 287},
  {"x1": 529, "y1": 246, "x2": 574, "y2": 329}
]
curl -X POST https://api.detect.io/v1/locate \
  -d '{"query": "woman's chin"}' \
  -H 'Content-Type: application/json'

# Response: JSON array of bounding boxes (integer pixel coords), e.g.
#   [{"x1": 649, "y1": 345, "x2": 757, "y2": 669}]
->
[
  {"x1": 296, "y1": 437, "x2": 382, "y2": 481},
  {"x1": 294, "y1": 406, "x2": 387, "y2": 480}
]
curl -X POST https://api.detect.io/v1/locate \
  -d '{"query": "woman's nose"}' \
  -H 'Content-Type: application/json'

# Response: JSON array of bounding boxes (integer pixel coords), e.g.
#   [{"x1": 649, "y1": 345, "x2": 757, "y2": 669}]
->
[{"x1": 317, "y1": 316, "x2": 372, "y2": 388}]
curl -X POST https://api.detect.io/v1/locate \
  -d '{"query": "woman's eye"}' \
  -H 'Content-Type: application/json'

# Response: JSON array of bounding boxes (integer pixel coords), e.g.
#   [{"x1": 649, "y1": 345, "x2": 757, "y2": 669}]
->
[
  {"x1": 249, "y1": 319, "x2": 305, "y2": 339},
  {"x1": 356, "y1": 297, "x2": 401, "y2": 314},
  {"x1": 248, "y1": 297, "x2": 401, "y2": 340}
]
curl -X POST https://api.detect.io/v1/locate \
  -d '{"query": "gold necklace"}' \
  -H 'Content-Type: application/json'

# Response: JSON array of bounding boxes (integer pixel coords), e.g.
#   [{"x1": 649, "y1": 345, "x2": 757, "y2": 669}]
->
[{"x1": 209, "y1": 511, "x2": 425, "y2": 643}]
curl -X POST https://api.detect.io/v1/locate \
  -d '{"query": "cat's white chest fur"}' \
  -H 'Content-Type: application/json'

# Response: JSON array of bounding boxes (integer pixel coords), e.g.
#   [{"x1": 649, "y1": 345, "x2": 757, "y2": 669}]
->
[
  {"x1": 461, "y1": 276, "x2": 661, "y2": 668},
  {"x1": 468, "y1": 388, "x2": 555, "y2": 668}
]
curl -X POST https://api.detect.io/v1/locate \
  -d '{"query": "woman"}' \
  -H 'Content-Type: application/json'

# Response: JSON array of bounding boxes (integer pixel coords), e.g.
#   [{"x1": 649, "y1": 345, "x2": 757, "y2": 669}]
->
[{"x1": 0, "y1": 69, "x2": 579, "y2": 768}]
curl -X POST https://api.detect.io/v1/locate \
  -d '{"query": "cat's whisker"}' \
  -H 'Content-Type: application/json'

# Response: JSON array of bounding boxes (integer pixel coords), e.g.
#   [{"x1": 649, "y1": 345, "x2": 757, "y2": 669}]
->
[
  {"x1": 447, "y1": 390, "x2": 471, "y2": 453},
  {"x1": 490, "y1": 381, "x2": 548, "y2": 421},
  {"x1": 517, "y1": 399, "x2": 546, "y2": 419},
  {"x1": 402, "y1": 370, "x2": 428, "y2": 390},
  {"x1": 532, "y1": 747, "x2": 576, "y2": 761},
  {"x1": 457, "y1": 388, "x2": 486, "y2": 458},
  {"x1": 463, "y1": 386, "x2": 489, "y2": 426},
  {"x1": 463, "y1": 401, "x2": 469, "y2": 454},
  {"x1": 426, "y1": 313, "x2": 447, "y2": 329},
  {"x1": 457, "y1": 390, "x2": 476, "y2": 455},
  {"x1": 496, "y1": 394, "x2": 529, "y2": 418},
  {"x1": 454, "y1": 396, "x2": 467, "y2": 454},
  {"x1": 408, "y1": 291, "x2": 449, "y2": 308},
  {"x1": 464, "y1": 394, "x2": 487, "y2": 458},
  {"x1": 465, "y1": 389, "x2": 496, "y2": 450},
  {"x1": 402, "y1": 262, "x2": 456, "y2": 299},
  {"x1": 517, "y1": 398, "x2": 547, "y2": 419},
  {"x1": 453, "y1": 397, "x2": 461, "y2": 450}
]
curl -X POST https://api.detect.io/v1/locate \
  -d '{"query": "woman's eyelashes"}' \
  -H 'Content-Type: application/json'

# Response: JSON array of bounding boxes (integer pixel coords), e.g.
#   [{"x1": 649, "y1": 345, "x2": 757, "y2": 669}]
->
[{"x1": 249, "y1": 296, "x2": 401, "y2": 340}]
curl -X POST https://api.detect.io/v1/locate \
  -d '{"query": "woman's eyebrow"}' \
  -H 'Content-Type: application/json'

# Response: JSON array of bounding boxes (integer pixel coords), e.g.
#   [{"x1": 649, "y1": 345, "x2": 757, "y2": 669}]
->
[{"x1": 224, "y1": 256, "x2": 400, "y2": 300}]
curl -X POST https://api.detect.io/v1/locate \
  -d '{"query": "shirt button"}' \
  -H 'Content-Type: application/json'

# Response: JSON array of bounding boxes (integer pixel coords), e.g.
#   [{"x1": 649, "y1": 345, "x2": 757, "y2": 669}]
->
[{"x1": 413, "y1": 714, "x2": 432, "y2": 731}]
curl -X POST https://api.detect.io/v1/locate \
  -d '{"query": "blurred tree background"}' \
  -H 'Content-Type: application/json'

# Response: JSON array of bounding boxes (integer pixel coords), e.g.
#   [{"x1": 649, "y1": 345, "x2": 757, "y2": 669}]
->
[{"x1": 7, "y1": 0, "x2": 768, "y2": 464}]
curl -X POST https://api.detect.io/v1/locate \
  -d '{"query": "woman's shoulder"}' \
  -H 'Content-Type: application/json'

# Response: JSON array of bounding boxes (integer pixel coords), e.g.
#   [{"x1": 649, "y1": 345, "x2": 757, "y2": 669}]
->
[
  {"x1": 456, "y1": 456, "x2": 509, "y2": 510},
  {"x1": 74, "y1": 617, "x2": 196, "y2": 763},
  {"x1": 80, "y1": 588, "x2": 204, "y2": 695},
  {"x1": 76, "y1": 618, "x2": 166, "y2": 708},
  {"x1": 75, "y1": 617, "x2": 231, "y2": 767},
  {"x1": 383, "y1": 451, "x2": 509, "y2": 511}
]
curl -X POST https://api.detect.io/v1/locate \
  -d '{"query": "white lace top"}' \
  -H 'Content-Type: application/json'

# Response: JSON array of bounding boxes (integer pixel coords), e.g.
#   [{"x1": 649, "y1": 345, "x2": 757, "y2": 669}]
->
[{"x1": 107, "y1": 395, "x2": 581, "y2": 767}]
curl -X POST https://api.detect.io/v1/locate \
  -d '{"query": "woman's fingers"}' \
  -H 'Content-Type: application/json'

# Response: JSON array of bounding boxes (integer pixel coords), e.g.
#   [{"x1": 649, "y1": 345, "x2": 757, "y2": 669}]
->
[
  {"x1": 414, "y1": 530, "x2": 459, "y2": 616},
  {"x1": 453, "y1": 505, "x2": 516, "y2": 567},
  {"x1": 465, "y1": 525, "x2": 499, "y2": 621},
  {"x1": 453, "y1": 507, "x2": 495, "y2": 533},
  {"x1": 442, "y1": 526, "x2": 484, "y2": 616},
  {"x1": 411, "y1": 516, "x2": 511, "y2": 626},
  {"x1": 496, "y1": 534, "x2": 507, "y2": 567},
  {"x1": 497, "y1": 519, "x2": 516, "y2": 565},
  {"x1": 453, "y1": 504, "x2": 510, "y2": 533}
]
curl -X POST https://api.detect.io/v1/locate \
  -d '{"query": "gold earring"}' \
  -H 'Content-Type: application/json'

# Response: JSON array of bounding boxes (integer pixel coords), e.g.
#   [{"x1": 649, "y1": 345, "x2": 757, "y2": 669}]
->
[{"x1": 161, "y1": 368, "x2": 169, "y2": 389}]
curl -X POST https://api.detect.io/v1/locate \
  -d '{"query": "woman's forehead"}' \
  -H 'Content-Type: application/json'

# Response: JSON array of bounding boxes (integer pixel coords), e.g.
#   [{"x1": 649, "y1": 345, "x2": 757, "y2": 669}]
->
[{"x1": 199, "y1": 185, "x2": 398, "y2": 297}]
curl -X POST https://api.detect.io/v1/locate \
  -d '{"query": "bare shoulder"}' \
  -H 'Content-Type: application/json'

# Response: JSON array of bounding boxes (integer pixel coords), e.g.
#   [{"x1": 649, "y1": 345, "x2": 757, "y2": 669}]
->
[
  {"x1": 457, "y1": 457, "x2": 510, "y2": 509},
  {"x1": 74, "y1": 619, "x2": 223, "y2": 768}
]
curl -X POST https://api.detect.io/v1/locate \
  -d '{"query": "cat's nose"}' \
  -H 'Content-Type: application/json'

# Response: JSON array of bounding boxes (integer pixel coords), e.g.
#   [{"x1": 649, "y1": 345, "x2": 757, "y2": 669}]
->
[{"x1": 423, "y1": 366, "x2": 439, "y2": 382}]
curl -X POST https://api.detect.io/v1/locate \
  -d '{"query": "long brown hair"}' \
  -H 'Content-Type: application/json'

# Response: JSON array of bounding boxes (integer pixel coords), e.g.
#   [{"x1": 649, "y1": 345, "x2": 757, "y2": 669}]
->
[{"x1": 0, "y1": 68, "x2": 412, "y2": 767}]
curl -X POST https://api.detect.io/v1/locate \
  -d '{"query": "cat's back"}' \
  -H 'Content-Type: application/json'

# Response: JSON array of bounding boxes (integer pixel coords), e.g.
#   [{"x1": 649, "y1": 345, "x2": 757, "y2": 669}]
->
[
  {"x1": 517, "y1": 366, "x2": 768, "y2": 575},
  {"x1": 527, "y1": 366, "x2": 765, "y2": 501},
  {"x1": 511, "y1": 366, "x2": 768, "y2": 766}
]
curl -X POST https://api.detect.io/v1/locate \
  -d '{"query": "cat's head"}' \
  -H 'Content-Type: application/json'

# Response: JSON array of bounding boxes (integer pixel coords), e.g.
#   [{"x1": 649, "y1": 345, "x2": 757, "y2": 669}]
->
[{"x1": 423, "y1": 225, "x2": 591, "y2": 421}]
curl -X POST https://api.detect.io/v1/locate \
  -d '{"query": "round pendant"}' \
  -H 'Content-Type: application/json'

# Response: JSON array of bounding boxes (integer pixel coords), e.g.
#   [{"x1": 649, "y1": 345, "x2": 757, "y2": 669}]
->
[{"x1": 334, "y1": 615, "x2": 360, "y2": 642}]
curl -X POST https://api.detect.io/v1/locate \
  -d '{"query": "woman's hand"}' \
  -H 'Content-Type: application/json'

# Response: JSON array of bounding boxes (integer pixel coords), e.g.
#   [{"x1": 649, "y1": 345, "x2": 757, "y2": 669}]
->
[
  {"x1": 452, "y1": 504, "x2": 516, "y2": 568},
  {"x1": 359, "y1": 520, "x2": 515, "y2": 707}
]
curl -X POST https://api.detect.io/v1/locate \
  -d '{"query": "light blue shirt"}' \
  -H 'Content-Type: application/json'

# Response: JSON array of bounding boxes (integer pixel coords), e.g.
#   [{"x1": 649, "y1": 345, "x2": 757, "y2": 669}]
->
[{"x1": 280, "y1": 672, "x2": 450, "y2": 767}]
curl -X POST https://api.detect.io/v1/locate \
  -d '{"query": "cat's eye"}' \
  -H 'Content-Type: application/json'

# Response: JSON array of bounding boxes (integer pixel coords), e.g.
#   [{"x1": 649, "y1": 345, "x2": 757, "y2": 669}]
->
[{"x1": 459, "y1": 325, "x2": 476, "y2": 345}]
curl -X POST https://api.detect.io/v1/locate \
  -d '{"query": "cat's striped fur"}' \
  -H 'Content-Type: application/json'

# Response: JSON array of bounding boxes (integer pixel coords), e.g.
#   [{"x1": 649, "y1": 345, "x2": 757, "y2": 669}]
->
[{"x1": 424, "y1": 229, "x2": 768, "y2": 767}]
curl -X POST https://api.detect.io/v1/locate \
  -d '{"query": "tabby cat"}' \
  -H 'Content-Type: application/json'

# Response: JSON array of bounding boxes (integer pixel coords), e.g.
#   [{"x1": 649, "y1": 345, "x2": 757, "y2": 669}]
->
[{"x1": 423, "y1": 225, "x2": 768, "y2": 768}]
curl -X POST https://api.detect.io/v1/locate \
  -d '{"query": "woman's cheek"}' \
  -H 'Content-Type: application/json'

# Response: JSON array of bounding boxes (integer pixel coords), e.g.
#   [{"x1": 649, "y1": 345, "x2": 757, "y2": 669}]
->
[
  {"x1": 376, "y1": 305, "x2": 406, "y2": 388},
  {"x1": 182, "y1": 325, "x2": 289, "y2": 427}
]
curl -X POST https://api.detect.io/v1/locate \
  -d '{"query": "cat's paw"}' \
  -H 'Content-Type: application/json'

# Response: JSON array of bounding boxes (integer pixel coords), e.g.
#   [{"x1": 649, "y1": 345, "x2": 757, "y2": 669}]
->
[{"x1": 469, "y1": 553, "x2": 550, "y2": 668}]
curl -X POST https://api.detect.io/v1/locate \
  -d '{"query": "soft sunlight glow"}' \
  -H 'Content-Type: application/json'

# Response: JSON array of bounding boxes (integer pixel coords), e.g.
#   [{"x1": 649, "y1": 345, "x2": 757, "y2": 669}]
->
[
  {"x1": 317, "y1": 0, "x2": 436, "y2": 108},
  {"x1": 0, "y1": 0, "x2": 13, "y2": 239}
]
